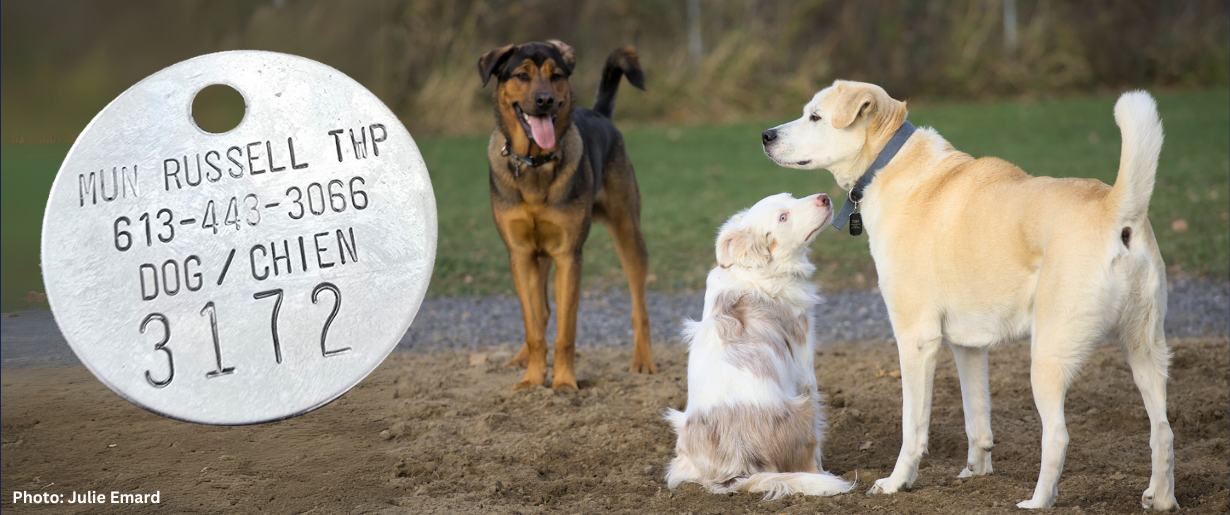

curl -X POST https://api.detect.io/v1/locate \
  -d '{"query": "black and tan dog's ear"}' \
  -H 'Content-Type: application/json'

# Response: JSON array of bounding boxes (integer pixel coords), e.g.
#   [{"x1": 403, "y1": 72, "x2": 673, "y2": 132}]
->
[
  {"x1": 716, "y1": 225, "x2": 772, "y2": 269},
  {"x1": 830, "y1": 82, "x2": 877, "y2": 130},
  {"x1": 478, "y1": 45, "x2": 517, "y2": 87},
  {"x1": 546, "y1": 39, "x2": 576, "y2": 73}
]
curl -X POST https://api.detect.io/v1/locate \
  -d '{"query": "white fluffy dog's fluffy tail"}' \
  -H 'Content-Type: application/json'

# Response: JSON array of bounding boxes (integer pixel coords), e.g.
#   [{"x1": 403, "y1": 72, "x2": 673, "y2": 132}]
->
[
  {"x1": 736, "y1": 471, "x2": 855, "y2": 500},
  {"x1": 1108, "y1": 90, "x2": 1164, "y2": 223}
]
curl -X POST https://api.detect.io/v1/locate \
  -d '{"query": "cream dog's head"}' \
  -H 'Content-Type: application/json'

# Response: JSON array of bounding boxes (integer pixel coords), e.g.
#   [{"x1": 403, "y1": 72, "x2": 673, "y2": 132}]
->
[
  {"x1": 716, "y1": 192, "x2": 832, "y2": 275},
  {"x1": 761, "y1": 80, "x2": 908, "y2": 190}
]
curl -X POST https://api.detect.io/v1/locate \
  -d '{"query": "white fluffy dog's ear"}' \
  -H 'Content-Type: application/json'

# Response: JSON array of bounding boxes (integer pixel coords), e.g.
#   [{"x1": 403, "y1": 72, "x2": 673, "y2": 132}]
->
[{"x1": 716, "y1": 226, "x2": 773, "y2": 269}]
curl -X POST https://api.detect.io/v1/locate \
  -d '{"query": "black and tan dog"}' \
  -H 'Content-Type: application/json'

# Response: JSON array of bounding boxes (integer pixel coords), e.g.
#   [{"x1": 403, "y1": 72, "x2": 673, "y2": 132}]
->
[{"x1": 478, "y1": 40, "x2": 657, "y2": 391}]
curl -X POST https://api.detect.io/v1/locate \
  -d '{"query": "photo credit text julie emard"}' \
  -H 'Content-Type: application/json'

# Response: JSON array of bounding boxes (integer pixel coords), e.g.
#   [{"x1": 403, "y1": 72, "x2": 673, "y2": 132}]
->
[{"x1": 12, "y1": 490, "x2": 161, "y2": 505}]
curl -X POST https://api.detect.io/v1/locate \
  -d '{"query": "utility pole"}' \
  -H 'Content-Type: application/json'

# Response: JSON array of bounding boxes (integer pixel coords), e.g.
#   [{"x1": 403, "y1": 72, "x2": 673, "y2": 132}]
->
[
  {"x1": 687, "y1": 0, "x2": 703, "y2": 67},
  {"x1": 1003, "y1": 0, "x2": 1019, "y2": 58}
]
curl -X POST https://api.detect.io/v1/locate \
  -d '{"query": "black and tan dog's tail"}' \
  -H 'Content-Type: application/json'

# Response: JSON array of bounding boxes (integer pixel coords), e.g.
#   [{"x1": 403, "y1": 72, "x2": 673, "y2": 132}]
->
[{"x1": 593, "y1": 46, "x2": 646, "y2": 119}]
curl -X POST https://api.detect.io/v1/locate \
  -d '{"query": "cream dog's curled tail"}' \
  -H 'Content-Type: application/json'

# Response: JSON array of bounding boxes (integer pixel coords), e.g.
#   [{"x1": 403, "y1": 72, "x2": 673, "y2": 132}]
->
[{"x1": 1108, "y1": 91, "x2": 1164, "y2": 224}]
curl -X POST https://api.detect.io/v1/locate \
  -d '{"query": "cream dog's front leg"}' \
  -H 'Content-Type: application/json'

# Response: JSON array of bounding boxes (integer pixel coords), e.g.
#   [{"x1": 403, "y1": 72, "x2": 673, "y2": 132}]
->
[{"x1": 869, "y1": 326, "x2": 942, "y2": 495}]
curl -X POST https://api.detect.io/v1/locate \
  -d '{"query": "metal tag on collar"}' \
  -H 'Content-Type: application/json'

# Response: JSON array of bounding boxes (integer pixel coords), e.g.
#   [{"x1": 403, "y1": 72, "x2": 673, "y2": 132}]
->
[
  {"x1": 848, "y1": 209, "x2": 863, "y2": 236},
  {"x1": 847, "y1": 188, "x2": 864, "y2": 236},
  {"x1": 40, "y1": 51, "x2": 437, "y2": 425}
]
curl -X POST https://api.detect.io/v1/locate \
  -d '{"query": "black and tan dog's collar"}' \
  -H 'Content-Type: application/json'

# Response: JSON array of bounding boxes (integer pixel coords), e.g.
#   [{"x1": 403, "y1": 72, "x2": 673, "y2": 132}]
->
[{"x1": 501, "y1": 140, "x2": 557, "y2": 176}]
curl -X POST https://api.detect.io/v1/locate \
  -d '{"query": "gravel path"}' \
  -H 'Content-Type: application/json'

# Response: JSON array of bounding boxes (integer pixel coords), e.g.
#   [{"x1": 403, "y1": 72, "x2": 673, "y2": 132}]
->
[
  {"x1": 3, "y1": 280, "x2": 1226, "y2": 369},
  {"x1": 397, "y1": 279, "x2": 1229, "y2": 351}
]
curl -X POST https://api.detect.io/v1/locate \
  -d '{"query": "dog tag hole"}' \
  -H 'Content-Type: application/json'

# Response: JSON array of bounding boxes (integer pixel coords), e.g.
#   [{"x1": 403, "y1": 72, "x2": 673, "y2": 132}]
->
[{"x1": 191, "y1": 84, "x2": 246, "y2": 134}]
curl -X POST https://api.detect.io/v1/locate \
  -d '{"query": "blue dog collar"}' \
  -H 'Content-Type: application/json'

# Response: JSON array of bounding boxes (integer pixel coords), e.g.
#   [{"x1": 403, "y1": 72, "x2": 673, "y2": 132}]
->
[{"x1": 831, "y1": 120, "x2": 916, "y2": 231}]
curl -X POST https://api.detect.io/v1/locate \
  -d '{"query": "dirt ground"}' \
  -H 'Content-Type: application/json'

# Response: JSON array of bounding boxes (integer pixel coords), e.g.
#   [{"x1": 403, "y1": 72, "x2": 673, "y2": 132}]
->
[{"x1": 2, "y1": 337, "x2": 1227, "y2": 514}]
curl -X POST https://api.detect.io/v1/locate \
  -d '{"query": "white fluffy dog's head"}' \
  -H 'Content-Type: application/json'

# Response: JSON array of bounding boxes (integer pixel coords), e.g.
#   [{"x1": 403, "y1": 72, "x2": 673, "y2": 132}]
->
[
  {"x1": 761, "y1": 80, "x2": 908, "y2": 190},
  {"x1": 716, "y1": 192, "x2": 833, "y2": 276}
]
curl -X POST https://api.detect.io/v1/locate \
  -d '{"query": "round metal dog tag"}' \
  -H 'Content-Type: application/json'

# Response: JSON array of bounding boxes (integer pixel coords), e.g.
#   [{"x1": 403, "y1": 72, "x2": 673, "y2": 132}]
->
[{"x1": 41, "y1": 51, "x2": 436, "y2": 425}]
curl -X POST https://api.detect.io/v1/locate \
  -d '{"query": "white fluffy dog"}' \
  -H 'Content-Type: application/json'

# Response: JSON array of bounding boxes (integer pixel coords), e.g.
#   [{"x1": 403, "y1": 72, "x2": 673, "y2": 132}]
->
[
  {"x1": 762, "y1": 81, "x2": 1175, "y2": 510},
  {"x1": 664, "y1": 192, "x2": 853, "y2": 499}
]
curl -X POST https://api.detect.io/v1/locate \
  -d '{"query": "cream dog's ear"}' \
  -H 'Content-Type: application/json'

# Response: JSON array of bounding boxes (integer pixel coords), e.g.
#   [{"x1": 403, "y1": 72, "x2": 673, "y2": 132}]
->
[
  {"x1": 716, "y1": 226, "x2": 773, "y2": 269},
  {"x1": 830, "y1": 82, "x2": 877, "y2": 130}
]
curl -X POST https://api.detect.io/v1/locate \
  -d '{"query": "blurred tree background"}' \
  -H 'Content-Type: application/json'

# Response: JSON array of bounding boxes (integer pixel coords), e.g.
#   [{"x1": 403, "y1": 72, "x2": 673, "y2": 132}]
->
[{"x1": 3, "y1": 0, "x2": 1227, "y2": 138}]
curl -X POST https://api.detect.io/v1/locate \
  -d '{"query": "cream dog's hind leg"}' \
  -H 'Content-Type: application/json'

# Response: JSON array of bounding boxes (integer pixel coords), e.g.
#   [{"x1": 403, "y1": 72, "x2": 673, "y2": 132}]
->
[
  {"x1": 951, "y1": 344, "x2": 994, "y2": 478},
  {"x1": 1117, "y1": 272, "x2": 1177, "y2": 510},
  {"x1": 1017, "y1": 267, "x2": 1105, "y2": 509},
  {"x1": 1122, "y1": 330, "x2": 1177, "y2": 510},
  {"x1": 1018, "y1": 330, "x2": 1082, "y2": 508}
]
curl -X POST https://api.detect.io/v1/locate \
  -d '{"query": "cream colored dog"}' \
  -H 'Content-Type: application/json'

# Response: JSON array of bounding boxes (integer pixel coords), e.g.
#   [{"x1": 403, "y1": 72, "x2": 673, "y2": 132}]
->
[
  {"x1": 762, "y1": 81, "x2": 1175, "y2": 510},
  {"x1": 664, "y1": 192, "x2": 853, "y2": 499}
]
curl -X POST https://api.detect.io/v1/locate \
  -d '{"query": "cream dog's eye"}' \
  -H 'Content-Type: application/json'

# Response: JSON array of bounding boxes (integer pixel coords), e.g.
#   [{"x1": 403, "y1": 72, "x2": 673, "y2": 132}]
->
[
  {"x1": 809, "y1": 113, "x2": 821, "y2": 122},
  {"x1": 779, "y1": 213, "x2": 788, "y2": 222}
]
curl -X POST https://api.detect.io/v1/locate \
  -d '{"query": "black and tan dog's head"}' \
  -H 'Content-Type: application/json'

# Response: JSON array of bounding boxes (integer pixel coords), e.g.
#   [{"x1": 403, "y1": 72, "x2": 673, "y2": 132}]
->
[{"x1": 479, "y1": 40, "x2": 577, "y2": 153}]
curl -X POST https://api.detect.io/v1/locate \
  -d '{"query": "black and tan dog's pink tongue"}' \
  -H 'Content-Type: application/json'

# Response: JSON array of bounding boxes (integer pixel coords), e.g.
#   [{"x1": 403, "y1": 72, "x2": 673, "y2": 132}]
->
[{"x1": 527, "y1": 115, "x2": 556, "y2": 150}]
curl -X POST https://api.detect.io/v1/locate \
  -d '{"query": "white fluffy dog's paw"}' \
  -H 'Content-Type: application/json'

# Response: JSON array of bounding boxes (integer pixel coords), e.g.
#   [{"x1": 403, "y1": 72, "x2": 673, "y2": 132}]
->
[
  {"x1": 1141, "y1": 488, "x2": 1179, "y2": 511},
  {"x1": 867, "y1": 477, "x2": 903, "y2": 495}
]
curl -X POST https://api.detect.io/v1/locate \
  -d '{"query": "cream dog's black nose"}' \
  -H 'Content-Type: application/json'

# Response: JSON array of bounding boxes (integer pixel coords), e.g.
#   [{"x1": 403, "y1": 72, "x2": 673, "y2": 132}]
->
[{"x1": 762, "y1": 129, "x2": 777, "y2": 145}]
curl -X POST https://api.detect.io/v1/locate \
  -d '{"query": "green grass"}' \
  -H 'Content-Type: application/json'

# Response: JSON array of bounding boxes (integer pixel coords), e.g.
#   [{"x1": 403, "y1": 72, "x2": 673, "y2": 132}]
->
[
  {"x1": 4, "y1": 90, "x2": 1228, "y2": 311},
  {"x1": 2, "y1": 143, "x2": 67, "y2": 312}
]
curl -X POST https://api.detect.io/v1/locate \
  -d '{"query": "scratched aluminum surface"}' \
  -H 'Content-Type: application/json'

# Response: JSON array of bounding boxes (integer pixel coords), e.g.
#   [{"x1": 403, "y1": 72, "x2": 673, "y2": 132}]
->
[{"x1": 40, "y1": 51, "x2": 437, "y2": 425}]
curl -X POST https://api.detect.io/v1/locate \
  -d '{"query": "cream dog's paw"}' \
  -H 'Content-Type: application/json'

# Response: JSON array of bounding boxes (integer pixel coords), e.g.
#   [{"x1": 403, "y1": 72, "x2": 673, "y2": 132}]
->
[
  {"x1": 1141, "y1": 487, "x2": 1178, "y2": 511},
  {"x1": 867, "y1": 477, "x2": 904, "y2": 495}
]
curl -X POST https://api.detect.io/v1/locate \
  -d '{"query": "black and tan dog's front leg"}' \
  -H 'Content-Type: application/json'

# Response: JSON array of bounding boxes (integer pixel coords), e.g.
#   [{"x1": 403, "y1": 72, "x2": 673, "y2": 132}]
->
[
  {"x1": 602, "y1": 214, "x2": 656, "y2": 374},
  {"x1": 504, "y1": 255, "x2": 552, "y2": 368},
  {"x1": 508, "y1": 248, "x2": 551, "y2": 390},
  {"x1": 549, "y1": 248, "x2": 583, "y2": 390}
]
